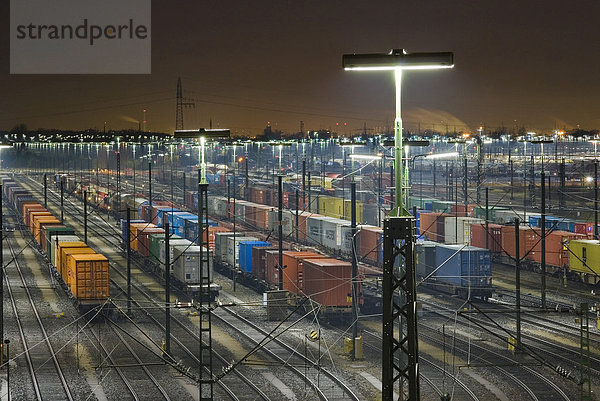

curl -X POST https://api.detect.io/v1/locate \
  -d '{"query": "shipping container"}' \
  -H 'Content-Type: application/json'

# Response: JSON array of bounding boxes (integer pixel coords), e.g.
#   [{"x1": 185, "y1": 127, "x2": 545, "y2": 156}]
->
[
  {"x1": 61, "y1": 247, "x2": 94, "y2": 284},
  {"x1": 469, "y1": 223, "x2": 503, "y2": 253},
  {"x1": 530, "y1": 230, "x2": 584, "y2": 267},
  {"x1": 281, "y1": 251, "x2": 326, "y2": 294},
  {"x1": 33, "y1": 217, "x2": 61, "y2": 244},
  {"x1": 226, "y1": 236, "x2": 258, "y2": 267},
  {"x1": 434, "y1": 244, "x2": 491, "y2": 294},
  {"x1": 358, "y1": 225, "x2": 383, "y2": 265},
  {"x1": 214, "y1": 232, "x2": 244, "y2": 264},
  {"x1": 67, "y1": 254, "x2": 109, "y2": 301},
  {"x1": 420, "y1": 212, "x2": 449, "y2": 242},
  {"x1": 50, "y1": 235, "x2": 81, "y2": 267},
  {"x1": 159, "y1": 238, "x2": 193, "y2": 273},
  {"x1": 130, "y1": 222, "x2": 157, "y2": 252},
  {"x1": 23, "y1": 204, "x2": 46, "y2": 227},
  {"x1": 568, "y1": 239, "x2": 600, "y2": 283},
  {"x1": 28, "y1": 211, "x2": 53, "y2": 231},
  {"x1": 252, "y1": 245, "x2": 278, "y2": 280},
  {"x1": 268, "y1": 209, "x2": 294, "y2": 237},
  {"x1": 56, "y1": 241, "x2": 89, "y2": 276},
  {"x1": 302, "y1": 258, "x2": 354, "y2": 307},
  {"x1": 138, "y1": 227, "x2": 166, "y2": 256},
  {"x1": 416, "y1": 241, "x2": 437, "y2": 278},
  {"x1": 451, "y1": 203, "x2": 478, "y2": 217},
  {"x1": 172, "y1": 245, "x2": 213, "y2": 284},
  {"x1": 120, "y1": 218, "x2": 146, "y2": 247},
  {"x1": 500, "y1": 225, "x2": 540, "y2": 260},
  {"x1": 44, "y1": 227, "x2": 76, "y2": 255},
  {"x1": 238, "y1": 241, "x2": 271, "y2": 273},
  {"x1": 444, "y1": 217, "x2": 484, "y2": 244}
]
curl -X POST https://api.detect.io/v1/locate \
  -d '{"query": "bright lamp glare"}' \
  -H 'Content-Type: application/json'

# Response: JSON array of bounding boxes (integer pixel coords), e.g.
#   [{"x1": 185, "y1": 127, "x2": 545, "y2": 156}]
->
[
  {"x1": 425, "y1": 151, "x2": 459, "y2": 160},
  {"x1": 349, "y1": 154, "x2": 382, "y2": 160},
  {"x1": 586, "y1": 176, "x2": 594, "y2": 183},
  {"x1": 344, "y1": 65, "x2": 454, "y2": 71}
]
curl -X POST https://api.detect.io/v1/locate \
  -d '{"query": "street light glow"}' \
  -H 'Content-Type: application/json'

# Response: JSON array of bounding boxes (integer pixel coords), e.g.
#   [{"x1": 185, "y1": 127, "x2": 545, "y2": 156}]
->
[
  {"x1": 349, "y1": 153, "x2": 383, "y2": 160},
  {"x1": 343, "y1": 49, "x2": 454, "y2": 71},
  {"x1": 425, "y1": 151, "x2": 459, "y2": 159}
]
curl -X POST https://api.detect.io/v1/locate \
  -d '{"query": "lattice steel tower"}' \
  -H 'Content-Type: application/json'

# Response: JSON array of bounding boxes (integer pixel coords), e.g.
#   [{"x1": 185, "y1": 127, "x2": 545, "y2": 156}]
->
[{"x1": 175, "y1": 77, "x2": 195, "y2": 130}]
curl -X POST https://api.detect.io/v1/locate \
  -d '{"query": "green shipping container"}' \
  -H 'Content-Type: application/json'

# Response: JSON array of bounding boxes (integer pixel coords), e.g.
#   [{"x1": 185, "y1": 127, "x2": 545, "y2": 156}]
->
[
  {"x1": 432, "y1": 200, "x2": 455, "y2": 214},
  {"x1": 148, "y1": 233, "x2": 182, "y2": 265},
  {"x1": 473, "y1": 206, "x2": 509, "y2": 222},
  {"x1": 45, "y1": 226, "x2": 76, "y2": 254}
]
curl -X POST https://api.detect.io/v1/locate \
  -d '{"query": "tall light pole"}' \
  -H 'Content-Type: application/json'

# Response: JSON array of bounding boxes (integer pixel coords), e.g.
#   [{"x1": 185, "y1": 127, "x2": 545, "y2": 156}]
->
[
  {"x1": 343, "y1": 48, "x2": 453, "y2": 401},
  {"x1": 174, "y1": 128, "x2": 230, "y2": 401}
]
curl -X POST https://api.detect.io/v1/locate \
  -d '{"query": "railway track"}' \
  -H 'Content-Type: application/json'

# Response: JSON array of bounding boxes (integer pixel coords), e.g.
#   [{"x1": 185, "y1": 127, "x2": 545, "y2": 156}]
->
[
  {"x1": 21, "y1": 172, "x2": 365, "y2": 400},
  {"x1": 4, "y1": 212, "x2": 74, "y2": 401},
  {"x1": 18, "y1": 174, "x2": 270, "y2": 400}
]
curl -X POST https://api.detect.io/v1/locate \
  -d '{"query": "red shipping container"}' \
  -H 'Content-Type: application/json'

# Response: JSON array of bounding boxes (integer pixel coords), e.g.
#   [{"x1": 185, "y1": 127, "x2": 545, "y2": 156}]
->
[
  {"x1": 138, "y1": 227, "x2": 165, "y2": 256},
  {"x1": 302, "y1": 258, "x2": 356, "y2": 307},
  {"x1": 358, "y1": 225, "x2": 383, "y2": 265},
  {"x1": 420, "y1": 212, "x2": 449, "y2": 242},
  {"x1": 574, "y1": 222, "x2": 595, "y2": 239},
  {"x1": 281, "y1": 252, "x2": 327, "y2": 294},
  {"x1": 501, "y1": 225, "x2": 540, "y2": 260},
  {"x1": 451, "y1": 203, "x2": 478, "y2": 217},
  {"x1": 252, "y1": 246, "x2": 278, "y2": 280},
  {"x1": 23, "y1": 204, "x2": 45, "y2": 227},
  {"x1": 470, "y1": 223, "x2": 503, "y2": 253},
  {"x1": 531, "y1": 230, "x2": 585, "y2": 268}
]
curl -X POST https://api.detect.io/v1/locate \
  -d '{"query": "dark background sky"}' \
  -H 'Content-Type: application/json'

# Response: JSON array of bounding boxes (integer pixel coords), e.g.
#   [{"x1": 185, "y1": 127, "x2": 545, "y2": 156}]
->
[{"x1": 1, "y1": 1, "x2": 599, "y2": 135}]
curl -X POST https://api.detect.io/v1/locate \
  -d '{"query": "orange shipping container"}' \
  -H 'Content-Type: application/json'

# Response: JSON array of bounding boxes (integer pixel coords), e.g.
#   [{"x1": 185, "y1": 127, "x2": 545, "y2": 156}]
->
[
  {"x1": 28, "y1": 211, "x2": 52, "y2": 231},
  {"x1": 56, "y1": 242, "x2": 88, "y2": 275},
  {"x1": 420, "y1": 212, "x2": 449, "y2": 242},
  {"x1": 302, "y1": 258, "x2": 356, "y2": 307},
  {"x1": 358, "y1": 225, "x2": 383, "y2": 265},
  {"x1": 67, "y1": 253, "x2": 109, "y2": 300},
  {"x1": 281, "y1": 252, "x2": 327, "y2": 294},
  {"x1": 204, "y1": 226, "x2": 230, "y2": 251},
  {"x1": 470, "y1": 223, "x2": 503, "y2": 253},
  {"x1": 130, "y1": 222, "x2": 156, "y2": 252},
  {"x1": 531, "y1": 230, "x2": 585, "y2": 268},
  {"x1": 61, "y1": 247, "x2": 94, "y2": 283},
  {"x1": 23, "y1": 204, "x2": 45, "y2": 226},
  {"x1": 500, "y1": 225, "x2": 540, "y2": 260},
  {"x1": 138, "y1": 227, "x2": 165, "y2": 256},
  {"x1": 451, "y1": 203, "x2": 478, "y2": 217},
  {"x1": 33, "y1": 217, "x2": 61, "y2": 244}
]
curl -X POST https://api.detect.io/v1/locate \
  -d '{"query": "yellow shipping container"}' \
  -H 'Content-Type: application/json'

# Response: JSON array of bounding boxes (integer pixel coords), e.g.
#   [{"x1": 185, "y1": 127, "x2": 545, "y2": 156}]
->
[
  {"x1": 29, "y1": 211, "x2": 52, "y2": 232},
  {"x1": 67, "y1": 253, "x2": 109, "y2": 300},
  {"x1": 61, "y1": 247, "x2": 94, "y2": 284},
  {"x1": 343, "y1": 200, "x2": 364, "y2": 223},
  {"x1": 33, "y1": 217, "x2": 61, "y2": 244},
  {"x1": 56, "y1": 241, "x2": 88, "y2": 275},
  {"x1": 318, "y1": 196, "x2": 344, "y2": 219},
  {"x1": 568, "y1": 239, "x2": 600, "y2": 283}
]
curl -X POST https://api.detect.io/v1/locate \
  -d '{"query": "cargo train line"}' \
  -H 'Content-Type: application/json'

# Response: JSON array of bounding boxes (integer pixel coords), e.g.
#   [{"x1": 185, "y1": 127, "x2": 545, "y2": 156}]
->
[
  {"x1": 28, "y1": 174, "x2": 365, "y2": 400},
  {"x1": 19, "y1": 174, "x2": 274, "y2": 400},
  {"x1": 3, "y1": 212, "x2": 74, "y2": 401}
]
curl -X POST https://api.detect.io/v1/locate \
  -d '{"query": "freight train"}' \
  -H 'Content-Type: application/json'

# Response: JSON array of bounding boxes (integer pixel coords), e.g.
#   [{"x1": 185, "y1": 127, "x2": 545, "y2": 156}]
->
[{"x1": 2, "y1": 176, "x2": 110, "y2": 310}]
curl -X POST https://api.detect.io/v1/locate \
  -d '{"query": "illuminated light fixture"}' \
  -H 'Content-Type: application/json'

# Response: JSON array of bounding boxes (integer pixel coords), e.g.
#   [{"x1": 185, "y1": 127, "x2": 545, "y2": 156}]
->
[
  {"x1": 344, "y1": 49, "x2": 452, "y2": 214},
  {"x1": 174, "y1": 128, "x2": 230, "y2": 184},
  {"x1": 349, "y1": 153, "x2": 383, "y2": 160},
  {"x1": 586, "y1": 176, "x2": 594, "y2": 183},
  {"x1": 343, "y1": 49, "x2": 454, "y2": 71},
  {"x1": 425, "y1": 151, "x2": 459, "y2": 160}
]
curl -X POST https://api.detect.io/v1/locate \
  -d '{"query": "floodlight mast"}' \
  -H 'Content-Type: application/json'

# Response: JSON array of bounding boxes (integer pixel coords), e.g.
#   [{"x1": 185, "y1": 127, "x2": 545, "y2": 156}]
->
[
  {"x1": 343, "y1": 49, "x2": 453, "y2": 215},
  {"x1": 174, "y1": 128, "x2": 230, "y2": 183}
]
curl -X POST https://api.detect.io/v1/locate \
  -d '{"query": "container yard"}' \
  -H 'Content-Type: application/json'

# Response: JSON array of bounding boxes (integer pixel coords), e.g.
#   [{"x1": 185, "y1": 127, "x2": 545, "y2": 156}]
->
[{"x1": 2, "y1": 3, "x2": 600, "y2": 400}]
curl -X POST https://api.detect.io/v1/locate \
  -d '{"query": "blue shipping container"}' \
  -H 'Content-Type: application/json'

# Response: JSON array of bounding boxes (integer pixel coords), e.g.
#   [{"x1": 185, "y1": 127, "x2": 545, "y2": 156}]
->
[
  {"x1": 529, "y1": 215, "x2": 542, "y2": 228},
  {"x1": 424, "y1": 202, "x2": 433, "y2": 211},
  {"x1": 120, "y1": 218, "x2": 145, "y2": 246},
  {"x1": 238, "y1": 241, "x2": 271, "y2": 273},
  {"x1": 434, "y1": 244, "x2": 491, "y2": 289},
  {"x1": 156, "y1": 207, "x2": 180, "y2": 227}
]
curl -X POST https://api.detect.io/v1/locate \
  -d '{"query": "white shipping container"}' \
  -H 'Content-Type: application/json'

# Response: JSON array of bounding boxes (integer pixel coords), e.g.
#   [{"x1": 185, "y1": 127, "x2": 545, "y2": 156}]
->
[
  {"x1": 444, "y1": 217, "x2": 484, "y2": 244},
  {"x1": 226, "y1": 236, "x2": 258, "y2": 267},
  {"x1": 159, "y1": 238, "x2": 193, "y2": 272},
  {"x1": 51, "y1": 235, "x2": 81, "y2": 268},
  {"x1": 306, "y1": 216, "x2": 324, "y2": 244},
  {"x1": 268, "y1": 209, "x2": 294, "y2": 236},
  {"x1": 173, "y1": 245, "x2": 213, "y2": 284},
  {"x1": 321, "y1": 217, "x2": 350, "y2": 250},
  {"x1": 214, "y1": 232, "x2": 243, "y2": 263}
]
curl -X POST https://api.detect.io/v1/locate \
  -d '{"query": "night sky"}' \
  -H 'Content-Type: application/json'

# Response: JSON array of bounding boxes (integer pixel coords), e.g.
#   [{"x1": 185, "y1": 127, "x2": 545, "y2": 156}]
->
[{"x1": 1, "y1": 1, "x2": 600, "y2": 135}]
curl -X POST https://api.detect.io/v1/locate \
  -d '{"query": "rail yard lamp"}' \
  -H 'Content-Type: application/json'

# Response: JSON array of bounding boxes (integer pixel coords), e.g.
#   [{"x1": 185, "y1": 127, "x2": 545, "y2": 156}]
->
[
  {"x1": 174, "y1": 128, "x2": 230, "y2": 401},
  {"x1": 343, "y1": 48, "x2": 453, "y2": 401}
]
